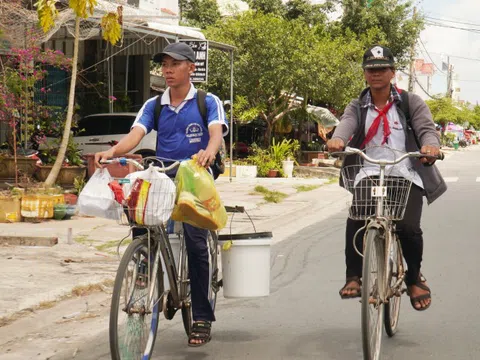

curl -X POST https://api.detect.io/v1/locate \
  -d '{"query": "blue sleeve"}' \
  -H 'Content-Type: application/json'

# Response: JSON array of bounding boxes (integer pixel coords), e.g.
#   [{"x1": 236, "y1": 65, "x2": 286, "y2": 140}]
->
[
  {"x1": 132, "y1": 97, "x2": 157, "y2": 134},
  {"x1": 205, "y1": 93, "x2": 229, "y2": 136}
]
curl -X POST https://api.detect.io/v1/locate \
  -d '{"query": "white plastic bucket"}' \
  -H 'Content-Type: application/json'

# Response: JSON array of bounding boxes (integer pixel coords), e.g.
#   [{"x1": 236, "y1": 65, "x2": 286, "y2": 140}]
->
[
  {"x1": 282, "y1": 160, "x2": 294, "y2": 178},
  {"x1": 219, "y1": 232, "x2": 272, "y2": 298}
]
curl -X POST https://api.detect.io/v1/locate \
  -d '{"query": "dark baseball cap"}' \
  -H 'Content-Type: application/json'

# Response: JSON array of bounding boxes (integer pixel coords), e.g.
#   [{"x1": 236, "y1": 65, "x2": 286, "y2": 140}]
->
[
  {"x1": 362, "y1": 45, "x2": 395, "y2": 69},
  {"x1": 153, "y1": 42, "x2": 196, "y2": 63}
]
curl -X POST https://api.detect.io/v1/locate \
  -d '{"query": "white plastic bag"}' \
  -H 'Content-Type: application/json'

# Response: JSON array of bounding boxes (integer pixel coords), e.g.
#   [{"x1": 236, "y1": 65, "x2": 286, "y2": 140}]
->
[
  {"x1": 122, "y1": 165, "x2": 176, "y2": 225},
  {"x1": 77, "y1": 168, "x2": 123, "y2": 220}
]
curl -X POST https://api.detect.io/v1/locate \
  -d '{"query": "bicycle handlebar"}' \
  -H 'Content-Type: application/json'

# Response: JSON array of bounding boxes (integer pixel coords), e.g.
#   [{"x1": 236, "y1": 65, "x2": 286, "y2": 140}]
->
[
  {"x1": 331, "y1": 146, "x2": 444, "y2": 165},
  {"x1": 100, "y1": 158, "x2": 181, "y2": 172}
]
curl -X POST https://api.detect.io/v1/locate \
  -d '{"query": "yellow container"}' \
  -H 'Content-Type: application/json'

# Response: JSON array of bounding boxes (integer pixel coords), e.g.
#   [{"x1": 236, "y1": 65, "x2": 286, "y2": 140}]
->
[
  {"x1": 0, "y1": 196, "x2": 22, "y2": 223},
  {"x1": 21, "y1": 194, "x2": 65, "y2": 219}
]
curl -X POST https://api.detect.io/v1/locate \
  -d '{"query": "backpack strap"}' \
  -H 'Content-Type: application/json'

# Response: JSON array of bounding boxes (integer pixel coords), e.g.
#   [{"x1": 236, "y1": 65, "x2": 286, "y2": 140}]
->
[
  {"x1": 196, "y1": 89, "x2": 208, "y2": 128},
  {"x1": 154, "y1": 95, "x2": 163, "y2": 124},
  {"x1": 399, "y1": 90, "x2": 421, "y2": 149}
]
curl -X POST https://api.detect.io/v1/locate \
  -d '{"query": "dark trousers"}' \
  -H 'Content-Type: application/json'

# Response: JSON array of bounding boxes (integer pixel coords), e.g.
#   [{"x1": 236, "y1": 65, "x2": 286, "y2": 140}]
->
[
  {"x1": 345, "y1": 183, "x2": 424, "y2": 286},
  {"x1": 132, "y1": 224, "x2": 215, "y2": 322},
  {"x1": 182, "y1": 223, "x2": 215, "y2": 321}
]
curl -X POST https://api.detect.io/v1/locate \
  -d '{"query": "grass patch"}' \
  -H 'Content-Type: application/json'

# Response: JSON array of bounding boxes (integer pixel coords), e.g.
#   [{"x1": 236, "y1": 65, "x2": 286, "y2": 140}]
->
[
  {"x1": 74, "y1": 235, "x2": 96, "y2": 248},
  {"x1": 38, "y1": 300, "x2": 56, "y2": 310},
  {"x1": 294, "y1": 184, "x2": 321, "y2": 193},
  {"x1": 326, "y1": 176, "x2": 339, "y2": 185},
  {"x1": 95, "y1": 238, "x2": 131, "y2": 252},
  {"x1": 71, "y1": 279, "x2": 114, "y2": 297},
  {"x1": 253, "y1": 185, "x2": 288, "y2": 203}
]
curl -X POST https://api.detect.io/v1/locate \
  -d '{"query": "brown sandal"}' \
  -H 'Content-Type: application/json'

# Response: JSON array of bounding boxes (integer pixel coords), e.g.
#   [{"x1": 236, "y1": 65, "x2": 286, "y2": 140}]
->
[
  {"x1": 339, "y1": 276, "x2": 362, "y2": 299},
  {"x1": 407, "y1": 274, "x2": 431, "y2": 311}
]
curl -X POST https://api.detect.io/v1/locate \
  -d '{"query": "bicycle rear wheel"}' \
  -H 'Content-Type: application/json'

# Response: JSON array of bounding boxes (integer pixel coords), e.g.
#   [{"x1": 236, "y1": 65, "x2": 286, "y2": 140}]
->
[
  {"x1": 110, "y1": 236, "x2": 163, "y2": 360},
  {"x1": 384, "y1": 235, "x2": 402, "y2": 337},
  {"x1": 361, "y1": 228, "x2": 386, "y2": 360}
]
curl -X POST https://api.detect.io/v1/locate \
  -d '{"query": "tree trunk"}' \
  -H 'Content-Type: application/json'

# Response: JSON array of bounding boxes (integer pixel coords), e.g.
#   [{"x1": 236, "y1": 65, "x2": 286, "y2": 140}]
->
[
  {"x1": 44, "y1": 17, "x2": 80, "y2": 187},
  {"x1": 264, "y1": 122, "x2": 272, "y2": 147}
]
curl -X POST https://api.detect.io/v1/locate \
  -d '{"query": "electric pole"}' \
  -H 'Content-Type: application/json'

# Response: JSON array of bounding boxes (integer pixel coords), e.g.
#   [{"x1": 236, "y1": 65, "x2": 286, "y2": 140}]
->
[
  {"x1": 408, "y1": 7, "x2": 417, "y2": 92},
  {"x1": 446, "y1": 56, "x2": 453, "y2": 98}
]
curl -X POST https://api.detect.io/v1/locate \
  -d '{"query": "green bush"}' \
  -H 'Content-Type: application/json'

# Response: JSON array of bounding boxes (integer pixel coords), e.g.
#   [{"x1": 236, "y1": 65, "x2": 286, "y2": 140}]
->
[{"x1": 247, "y1": 139, "x2": 300, "y2": 177}]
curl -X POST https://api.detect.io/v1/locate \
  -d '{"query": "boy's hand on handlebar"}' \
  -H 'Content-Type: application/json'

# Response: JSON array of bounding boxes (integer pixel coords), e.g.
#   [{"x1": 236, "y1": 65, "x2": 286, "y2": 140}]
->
[
  {"x1": 94, "y1": 149, "x2": 115, "y2": 168},
  {"x1": 420, "y1": 145, "x2": 440, "y2": 164},
  {"x1": 326, "y1": 138, "x2": 345, "y2": 152}
]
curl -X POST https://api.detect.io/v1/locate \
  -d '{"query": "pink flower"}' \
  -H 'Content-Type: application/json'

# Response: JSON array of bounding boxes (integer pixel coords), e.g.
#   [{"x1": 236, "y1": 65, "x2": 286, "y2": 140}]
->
[{"x1": 108, "y1": 96, "x2": 117, "y2": 102}]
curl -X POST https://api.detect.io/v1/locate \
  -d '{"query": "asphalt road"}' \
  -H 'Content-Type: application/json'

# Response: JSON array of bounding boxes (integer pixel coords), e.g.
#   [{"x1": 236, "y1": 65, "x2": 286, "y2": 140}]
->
[{"x1": 60, "y1": 147, "x2": 480, "y2": 360}]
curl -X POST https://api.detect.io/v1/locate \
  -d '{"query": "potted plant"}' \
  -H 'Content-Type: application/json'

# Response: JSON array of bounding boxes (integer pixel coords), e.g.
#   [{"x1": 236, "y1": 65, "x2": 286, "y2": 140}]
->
[
  {"x1": 0, "y1": 45, "x2": 70, "y2": 183},
  {"x1": 269, "y1": 139, "x2": 300, "y2": 178},
  {"x1": 267, "y1": 169, "x2": 279, "y2": 178},
  {"x1": 36, "y1": 136, "x2": 86, "y2": 186}
]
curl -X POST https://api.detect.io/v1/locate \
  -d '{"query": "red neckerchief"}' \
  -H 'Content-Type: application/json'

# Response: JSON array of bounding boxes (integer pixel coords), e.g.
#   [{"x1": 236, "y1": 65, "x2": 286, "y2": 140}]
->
[{"x1": 361, "y1": 100, "x2": 394, "y2": 148}]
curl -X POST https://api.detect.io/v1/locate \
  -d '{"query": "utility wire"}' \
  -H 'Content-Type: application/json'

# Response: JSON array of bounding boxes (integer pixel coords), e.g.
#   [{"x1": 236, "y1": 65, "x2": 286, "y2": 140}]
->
[
  {"x1": 425, "y1": 16, "x2": 480, "y2": 28},
  {"x1": 418, "y1": 38, "x2": 446, "y2": 75}
]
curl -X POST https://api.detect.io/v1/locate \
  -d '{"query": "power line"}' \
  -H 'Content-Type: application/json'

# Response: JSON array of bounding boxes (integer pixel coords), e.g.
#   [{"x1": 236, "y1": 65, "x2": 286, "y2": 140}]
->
[
  {"x1": 424, "y1": 20, "x2": 480, "y2": 34},
  {"x1": 418, "y1": 38, "x2": 446, "y2": 75},
  {"x1": 428, "y1": 51, "x2": 480, "y2": 63},
  {"x1": 425, "y1": 16, "x2": 480, "y2": 28}
]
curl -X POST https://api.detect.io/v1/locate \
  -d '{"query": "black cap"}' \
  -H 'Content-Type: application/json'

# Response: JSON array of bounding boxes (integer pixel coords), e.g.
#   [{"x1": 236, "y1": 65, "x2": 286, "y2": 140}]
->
[
  {"x1": 362, "y1": 45, "x2": 395, "y2": 69},
  {"x1": 153, "y1": 42, "x2": 196, "y2": 63}
]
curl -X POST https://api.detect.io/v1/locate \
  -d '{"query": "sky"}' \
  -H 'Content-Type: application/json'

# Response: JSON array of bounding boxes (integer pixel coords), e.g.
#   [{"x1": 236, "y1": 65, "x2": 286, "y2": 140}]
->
[{"x1": 417, "y1": 0, "x2": 480, "y2": 104}]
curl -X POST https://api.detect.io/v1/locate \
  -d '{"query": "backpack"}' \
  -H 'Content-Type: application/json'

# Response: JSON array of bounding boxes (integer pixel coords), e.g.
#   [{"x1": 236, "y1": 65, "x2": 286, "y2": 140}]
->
[
  {"x1": 398, "y1": 90, "x2": 421, "y2": 150},
  {"x1": 153, "y1": 89, "x2": 226, "y2": 179}
]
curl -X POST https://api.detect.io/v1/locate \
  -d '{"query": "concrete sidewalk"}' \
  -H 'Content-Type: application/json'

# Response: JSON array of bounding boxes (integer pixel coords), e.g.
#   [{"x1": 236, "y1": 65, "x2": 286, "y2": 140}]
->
[{"x1": 0, "y1": 175, "x2": 351, "y2": 325}]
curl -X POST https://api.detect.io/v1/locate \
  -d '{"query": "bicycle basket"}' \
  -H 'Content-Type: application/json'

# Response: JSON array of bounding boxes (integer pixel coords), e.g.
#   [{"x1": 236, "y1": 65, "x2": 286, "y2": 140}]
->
[
  {"x1": 118, "y1": 166, "x2": 176, "y2": 226},
  {"x1": 341, "y1": 165, "x2": 413, "y2": 221}
]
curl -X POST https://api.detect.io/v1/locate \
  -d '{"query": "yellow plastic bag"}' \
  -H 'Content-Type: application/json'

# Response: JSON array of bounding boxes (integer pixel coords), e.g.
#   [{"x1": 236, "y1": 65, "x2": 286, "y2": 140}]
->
[{"x1": 171, "y1": 158, "x2": 227, "y2": 230}]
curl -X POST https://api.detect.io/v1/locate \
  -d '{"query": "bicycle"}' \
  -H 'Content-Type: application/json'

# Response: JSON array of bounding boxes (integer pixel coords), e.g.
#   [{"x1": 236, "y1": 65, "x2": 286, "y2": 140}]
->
[
  {"x1": 102, "y1": 157, "x2": 221, "y2": 360},
  {"x1": 334, "y1": 146, "x2": 443, "y2": 360}
]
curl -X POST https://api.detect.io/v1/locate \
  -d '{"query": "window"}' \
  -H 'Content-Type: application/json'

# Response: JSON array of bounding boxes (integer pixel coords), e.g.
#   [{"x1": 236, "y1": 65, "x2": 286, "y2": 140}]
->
[
  {"x1": 78, "y1": 116, "x2": 110, "y2": 136},
  {"x1": 109, "y1": 115, "x2": 136, "y2": 135}
]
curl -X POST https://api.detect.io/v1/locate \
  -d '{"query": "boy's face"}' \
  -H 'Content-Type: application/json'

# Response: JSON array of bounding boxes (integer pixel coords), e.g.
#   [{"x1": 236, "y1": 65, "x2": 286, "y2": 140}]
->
[
  {"x1": 364, "y1": 67, "x2": 395, "y2": 90},
  {"x1": 161, "y1": 56, "x2": 195, "y2": 88}
]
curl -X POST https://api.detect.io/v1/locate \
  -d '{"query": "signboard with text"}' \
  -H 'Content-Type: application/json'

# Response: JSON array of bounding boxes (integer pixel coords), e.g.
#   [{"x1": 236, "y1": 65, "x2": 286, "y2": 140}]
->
[{"x1": 180, "y1": 40, "x2": 209, "y2": 83}]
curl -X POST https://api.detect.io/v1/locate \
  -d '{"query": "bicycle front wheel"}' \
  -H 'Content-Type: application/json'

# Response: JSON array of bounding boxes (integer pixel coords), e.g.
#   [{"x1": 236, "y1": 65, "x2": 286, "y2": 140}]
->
[
  {"x1": 110, "y1": 236, "x2": 163, "y2": 360},
  {"x1": 384, "y1": 234, "x2": 402, "y2": 337},
  {"x1": 361, "y1": 228, "x2": 386, "y2": 360}
]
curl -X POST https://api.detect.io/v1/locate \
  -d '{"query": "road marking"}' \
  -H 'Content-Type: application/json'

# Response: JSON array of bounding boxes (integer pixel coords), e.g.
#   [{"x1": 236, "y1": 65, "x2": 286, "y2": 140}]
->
[
  {"x1": 477, "y1": 177, "x2": 480, "y2": 182},
  {"x1": 443, "y1": 177, "x2": 459, "y2": 183}
]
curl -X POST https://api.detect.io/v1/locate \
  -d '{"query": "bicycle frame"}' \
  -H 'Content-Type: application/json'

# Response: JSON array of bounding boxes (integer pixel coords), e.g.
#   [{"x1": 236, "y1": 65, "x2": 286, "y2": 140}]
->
[{"x1": 138, "y1": 224, "x2": 187, "y2": 314}]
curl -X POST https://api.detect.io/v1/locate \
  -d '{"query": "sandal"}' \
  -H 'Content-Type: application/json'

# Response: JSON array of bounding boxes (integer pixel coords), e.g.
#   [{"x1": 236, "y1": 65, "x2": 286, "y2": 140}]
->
[
  {"x1": 407, "y1": 274, "x2": 431, "y2": 312},
  {"x1": 188, "y1": 321, "x2": 212, "y2": 347},
  {"x1": 339, "y1": 276, "x2": 362, "y2": 299}
]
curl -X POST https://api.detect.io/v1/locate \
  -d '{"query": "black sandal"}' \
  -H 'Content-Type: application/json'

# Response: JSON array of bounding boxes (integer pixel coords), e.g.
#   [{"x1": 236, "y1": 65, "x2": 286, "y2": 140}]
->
[
  {"x1": 407, "y1": 274, "x2": 431, "y2": 311},
  {"x1": 188, "y1": 321, "x2": 212, "y2": 347},
  {"x1": 339, "y1": 276, "x2": 362, "y2": 299}
]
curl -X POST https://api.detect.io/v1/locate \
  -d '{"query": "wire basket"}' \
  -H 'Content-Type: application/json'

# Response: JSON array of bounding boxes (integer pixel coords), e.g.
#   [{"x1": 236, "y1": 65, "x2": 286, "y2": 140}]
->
[
  {"x1": 116, "y1": 173, "x2": 177, "y2": 226},
  {"x1": 341, "y1": 165, "x2": 413, "y2": 221}
]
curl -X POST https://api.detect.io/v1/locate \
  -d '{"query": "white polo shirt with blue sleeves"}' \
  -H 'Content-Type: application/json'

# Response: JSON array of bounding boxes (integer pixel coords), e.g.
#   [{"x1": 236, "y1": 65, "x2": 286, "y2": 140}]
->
[{"x1": 132, "y1": 84, "x2": 228, "y2": 162}]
